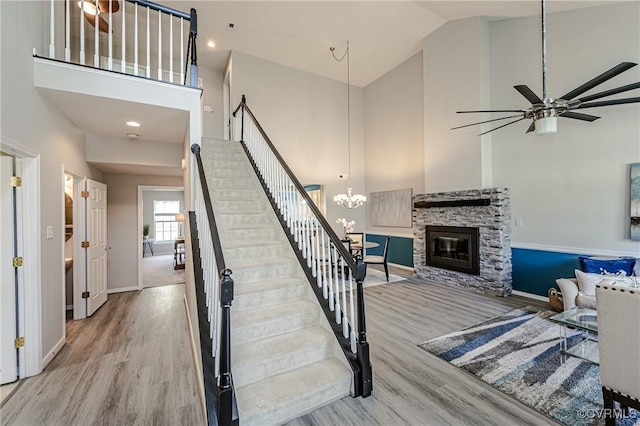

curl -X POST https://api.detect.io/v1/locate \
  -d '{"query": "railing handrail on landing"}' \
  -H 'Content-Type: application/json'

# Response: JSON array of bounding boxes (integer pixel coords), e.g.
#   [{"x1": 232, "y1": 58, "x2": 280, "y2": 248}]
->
[
  {"x1": 233, "y1": 96, "x2": 372, "y2": 398},
  {"x1": 47, "y1": 0, "x2": 198, "y2": 87},
  {"x1": 190, "y1": 144, "x2": 239, "y2": 426}
]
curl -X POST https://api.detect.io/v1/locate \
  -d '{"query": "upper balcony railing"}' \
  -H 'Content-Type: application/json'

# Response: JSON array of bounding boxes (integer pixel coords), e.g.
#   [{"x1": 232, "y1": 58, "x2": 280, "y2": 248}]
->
[{"x1": 47, "y1": 0, "x2": 198, "y2": 87}]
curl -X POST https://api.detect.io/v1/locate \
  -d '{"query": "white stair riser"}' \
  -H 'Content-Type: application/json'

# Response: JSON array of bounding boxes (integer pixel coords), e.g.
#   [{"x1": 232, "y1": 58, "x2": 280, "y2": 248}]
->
[
  {"x1": 225, "y1": 243, "x2": 289, "y2": 260},
  {"x1": 214, "y1": 200, "x2": 266, "y2": 214},
  {"x1": 230, "y1": 260, "x2": 298, "y2": 282},
  {"x1": 209, "y1": 189, "x2": 262, "y2": 202},
  {"x1": 201, "y1": 152, "x2": 246, "y2": 162},
  {"x1": 204, "y1": 167, "x2": 253, "y2": 179},
  {"x1": 219, "y1": 228, "x2": 277, "y2": 241},
  {"x1": 233, "y1": 284, "x2": 307, "y2": 312},
  {"x1": 233, "y1": 340, "x2": 332, "y2": 388},
  {"x1": 232, "y1": 309, "x2": 319, "y2": 345},
  {"x1": 217, "y1": 213, "x2": 273, "y2": 228},
  {"x1": 207, "y1": 178, "x2": 255, "y2": 189}
]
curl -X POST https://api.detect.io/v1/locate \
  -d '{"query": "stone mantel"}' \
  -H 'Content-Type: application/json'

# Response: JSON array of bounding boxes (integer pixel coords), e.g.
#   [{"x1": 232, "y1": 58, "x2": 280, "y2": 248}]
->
[{"x1": 413, "y1": 188, "x2": 513, "y2": 297}]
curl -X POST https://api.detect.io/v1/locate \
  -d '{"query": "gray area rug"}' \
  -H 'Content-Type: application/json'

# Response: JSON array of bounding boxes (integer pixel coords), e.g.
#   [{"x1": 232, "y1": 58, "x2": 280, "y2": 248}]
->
[
  {"x1": 418, "y1": 307, "x2": 639, "y2": 426},
  {"x1": 143, "y1": 254, "x2": 185, "y2": 288},
  {"x1": 363, "y1": 268, "x2": 405, "y2": 288}
]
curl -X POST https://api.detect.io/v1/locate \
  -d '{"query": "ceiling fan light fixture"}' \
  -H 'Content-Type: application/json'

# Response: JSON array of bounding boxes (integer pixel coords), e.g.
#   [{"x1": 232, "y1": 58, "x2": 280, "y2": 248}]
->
[
  {"x1": 77, "y1": 0, "x2": 98, "y2": 16},
  {"x1": 535, "y1": 116, "x2": 557, "y2": 135}
]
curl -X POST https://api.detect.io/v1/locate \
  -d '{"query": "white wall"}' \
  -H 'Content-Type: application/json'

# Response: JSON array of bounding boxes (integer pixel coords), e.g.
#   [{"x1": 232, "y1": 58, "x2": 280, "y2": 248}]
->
[
  {"x1": 86, "y1": 134, "x2": 184, "y2": 169},
  {"x1": 230, "y1": 51, "x2": 366, "y2": 234},
  {"x1": 103, "y1": 173, "x2": 183, "y2": 291},
  {"x1": 0, "y1": 0, "x2": 102, "y2": 361},
  {"x1": 489, "y1": 3, "x2": 640, "y2": 254},
  {"x1": 422, "y1": 17, "x2": 491, "y2": 193},
  {"x1": 142, "y1": 189, "x2": 184, "y2": 254},
  {"x1": 363, "y1": 52, "x2": 425, "y2": 238},
  {"x1": 199, "y1": 65, "x2": 225, "y2": 139}
]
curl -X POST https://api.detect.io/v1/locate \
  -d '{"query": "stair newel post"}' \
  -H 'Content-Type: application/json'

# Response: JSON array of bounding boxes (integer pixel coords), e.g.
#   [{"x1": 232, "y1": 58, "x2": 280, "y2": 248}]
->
[
  {"x1": 354, "y1": 255, "x2": 372, "y2": 397},
  {"x1": 189, "y1": 8, "x2": 198, "y2": 88},
  {"x1": 218, "y1": 267, "x2": 236, "y2": 425}
]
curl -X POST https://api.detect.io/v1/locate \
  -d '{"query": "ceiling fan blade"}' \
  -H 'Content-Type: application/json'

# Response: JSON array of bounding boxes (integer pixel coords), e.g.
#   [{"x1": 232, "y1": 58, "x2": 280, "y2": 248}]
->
[
  {"x1": 514, "y1": 85, "x2": 543, "y2": 105},
  {"x1": 477, "y1": 117, "x2": 526, "y2": 136},
  {"x1": 457, "y1": 109, "x2": 525, "y2": 114},
  {"x1": 559, "y1": 111, "x2": 600, "y2": 122},
  {"x1": 561, "y1": 62, "x2": 638, "y2": 101},
  {"x1": 577, "y1": 97, "x2": 640, "y2": 109},
  {"x1": 526, "y1": 122, "x2": 535, "y2": 133},
  {"x1": 575, "y1": 82, "x2": 640, "y2": 104},
  {"x1": 84, "y1": 11, "x2": 109, "y2": 33},
  {"x1": 97, "y1": 0, "x2": 119, "y2": 13},
  {"x1": 451, "y1": 114, "x2": 524, "y2": 130}
]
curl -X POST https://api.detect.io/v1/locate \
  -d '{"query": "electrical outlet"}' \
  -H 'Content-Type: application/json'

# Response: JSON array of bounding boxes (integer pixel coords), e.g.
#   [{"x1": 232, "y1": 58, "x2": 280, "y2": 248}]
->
[{"x1": 203, "y1": 105, "x2": 215, "y2": 113}]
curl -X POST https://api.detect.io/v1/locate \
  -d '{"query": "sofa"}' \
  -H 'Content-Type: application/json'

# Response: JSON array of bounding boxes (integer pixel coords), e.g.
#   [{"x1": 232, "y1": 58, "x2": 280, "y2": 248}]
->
[{"x1": 555, "y1": 256, "x2": 639, "y2": 311}]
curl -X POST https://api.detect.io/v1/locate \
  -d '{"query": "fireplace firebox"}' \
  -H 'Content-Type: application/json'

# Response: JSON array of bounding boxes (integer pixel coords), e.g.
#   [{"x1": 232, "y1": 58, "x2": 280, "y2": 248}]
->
[{"x1": 426, "y1": 225, "x2": 479, "y2": 275}]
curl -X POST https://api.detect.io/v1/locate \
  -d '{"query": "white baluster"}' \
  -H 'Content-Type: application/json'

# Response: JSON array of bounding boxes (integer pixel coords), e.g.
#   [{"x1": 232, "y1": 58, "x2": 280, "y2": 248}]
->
[
  {"x1": 80, "y1": 0, "x2": 85, "y2": 65},
  {"x1": 335, "y1": 247, "x2": 341, "y2": 323},
  {"x1": 65, "y1": 0, "x2": 70, "y2": 61},
  {"x1": 49, "y1": 0, "x2": 55, "y2": 58},
  {"x1": 349, "y1": 271, "x2": 357, "y2": 353},
  {"x1": 169, "y1": 14, "x2": 173, "y2": 83},
  {"x1": 342, "y1": 262, "x2": 349, "y2": 338},
  {"x1": 315, "y1": 221, "x2": 321, "y2": 282},
  {"x1": 146, "y1": 7, "x2": 150, "y2": 77},
  {"x1": 180, "y1": 18, "x2": 185, "y2": 84},
  {"x1": 121, "y1": 0, "x2": 125, "y2": 72},
  {"x1": 108, "y1": 0, "x2": 112, "y2": 70},
  {"x1": 134, "y1": 3, "x2": 139, "y2": 75},
  {"x1": 322, "y1": 229, "x2": 329, "y2": 298},
  {"x1": 310, "y1": 218, "x2": 316, "y2": 277},
  {"x1": 94, "y1": 2, "x2": 99, "y2": 67},
  {"x1": 158, "y1": 10, "x2": 162, "y2": 80}
]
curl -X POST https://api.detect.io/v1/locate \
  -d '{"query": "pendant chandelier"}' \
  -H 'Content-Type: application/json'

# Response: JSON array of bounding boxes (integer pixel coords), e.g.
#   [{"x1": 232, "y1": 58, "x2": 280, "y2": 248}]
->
[{"x1": 330, "y1": 41, "x2": 366, "y2": 209}]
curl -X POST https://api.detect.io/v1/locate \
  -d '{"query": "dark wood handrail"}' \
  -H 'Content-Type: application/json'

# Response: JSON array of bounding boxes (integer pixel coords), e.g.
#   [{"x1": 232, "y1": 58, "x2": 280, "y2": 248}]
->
[
  {"x1": 235, "y1": 98, "x2": 358, "y2": 275},
  {"x1": 125, "y1": 0, "x2": 191, "y2": 19}
]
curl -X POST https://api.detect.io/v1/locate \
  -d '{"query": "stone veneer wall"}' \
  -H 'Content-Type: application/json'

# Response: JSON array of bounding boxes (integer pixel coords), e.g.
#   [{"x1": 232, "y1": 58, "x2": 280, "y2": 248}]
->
[{"x1": 413, "y1": 188, "x2": 512, "y2": 296}]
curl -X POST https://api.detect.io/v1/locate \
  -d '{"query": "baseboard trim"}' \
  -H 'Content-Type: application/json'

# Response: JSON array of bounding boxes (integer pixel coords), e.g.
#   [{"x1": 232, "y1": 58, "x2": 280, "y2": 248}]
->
[
  {"x1": 511, "y1": 243, "x2": 640, "y2": 258},
  {"x1": 512, "y1": 290, "x2": 549, "y2": 303},
  {"x1": 42, "y1": 336, "x2": 65, "y2": 368},
  {"x1": 107, "y1": 286, "x2": 140, "y2": 294},
  {"x1": 183, "y1": 295, "x2": 207, "y2": 421}
]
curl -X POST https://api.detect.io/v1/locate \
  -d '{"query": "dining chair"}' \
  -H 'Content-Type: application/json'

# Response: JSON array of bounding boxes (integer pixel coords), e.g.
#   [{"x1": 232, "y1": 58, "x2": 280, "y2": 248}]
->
[
  {"x1": 347, "y1": 232, "x2": 364, "y2": 256},
  {"x1": 363, "y1": 235, "x2": 390, "y2": 281}
]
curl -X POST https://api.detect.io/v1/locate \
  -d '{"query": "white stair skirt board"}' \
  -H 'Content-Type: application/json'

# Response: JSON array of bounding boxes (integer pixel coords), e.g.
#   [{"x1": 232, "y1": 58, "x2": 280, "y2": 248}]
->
[{"x1": 200, "y1": 139, "x2": 352, "y2": 425}]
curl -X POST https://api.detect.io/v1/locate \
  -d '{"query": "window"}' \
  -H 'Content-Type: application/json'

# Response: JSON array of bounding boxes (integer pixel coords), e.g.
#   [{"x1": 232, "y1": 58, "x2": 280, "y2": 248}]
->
[{"x1": 154, "y1": 200, "x2": 180, "y2": 241}]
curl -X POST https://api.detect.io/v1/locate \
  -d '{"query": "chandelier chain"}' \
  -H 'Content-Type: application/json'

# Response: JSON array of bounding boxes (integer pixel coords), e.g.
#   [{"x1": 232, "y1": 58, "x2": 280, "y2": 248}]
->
[{"x1": 331, "y1": 41, "x2": 351, "y2": 186}]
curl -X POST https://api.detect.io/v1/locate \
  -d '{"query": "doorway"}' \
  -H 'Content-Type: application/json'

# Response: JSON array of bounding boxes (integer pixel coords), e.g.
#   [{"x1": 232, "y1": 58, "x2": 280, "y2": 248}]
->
[{"x1": 138, "y1": 186, "x2": 185, "y2": 289}]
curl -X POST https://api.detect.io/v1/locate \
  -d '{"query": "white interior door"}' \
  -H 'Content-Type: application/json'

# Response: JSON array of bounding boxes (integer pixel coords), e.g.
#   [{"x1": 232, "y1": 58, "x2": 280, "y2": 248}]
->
[
  {"x1": 86, "y1": 179, "x2": 108, "y2": 316},
  {"x1": 1, "y1": 154, "x2": 17, "y2": 384}
]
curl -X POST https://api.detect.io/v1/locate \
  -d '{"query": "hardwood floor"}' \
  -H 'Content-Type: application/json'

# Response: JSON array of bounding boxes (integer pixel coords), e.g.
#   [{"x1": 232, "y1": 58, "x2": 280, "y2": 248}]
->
[
  {"x1": 2, "y1": 266, "x2": 558, "y2": 426},
  {"x1": 0, "y1": 284, "x2": 204, "y2": 426},
  {"x1": 286, "y1": 265, "x2": 558, "y2": 426}
]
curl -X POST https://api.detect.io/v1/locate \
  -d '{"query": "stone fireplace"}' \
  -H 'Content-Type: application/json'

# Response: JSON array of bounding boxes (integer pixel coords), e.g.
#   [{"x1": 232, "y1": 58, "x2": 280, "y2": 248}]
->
[{"x1": 413, "y1": 188, "x2": 512, "y2": 296}]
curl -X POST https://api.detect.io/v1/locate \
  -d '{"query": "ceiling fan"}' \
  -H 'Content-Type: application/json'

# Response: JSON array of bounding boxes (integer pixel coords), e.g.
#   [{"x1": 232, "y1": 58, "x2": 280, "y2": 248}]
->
[
  {"x1": 77, "y1": 0, "x2": 120, "y2": 33},
  {"x1": 453, "y1": 0, "x2": 640, "y2": 136}
]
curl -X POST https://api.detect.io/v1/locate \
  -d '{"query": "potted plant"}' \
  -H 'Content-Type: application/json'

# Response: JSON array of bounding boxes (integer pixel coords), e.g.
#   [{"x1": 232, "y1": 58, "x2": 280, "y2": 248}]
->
[{"x1": 143, "y1": 224, "x2": 150, "y2": 240}]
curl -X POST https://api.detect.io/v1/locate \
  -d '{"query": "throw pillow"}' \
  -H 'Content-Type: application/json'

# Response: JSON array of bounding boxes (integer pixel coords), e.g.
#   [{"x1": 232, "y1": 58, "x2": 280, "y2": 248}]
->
[
  {"x1": 574, "y1": 269, "x2": 601, "y2": 296},
  {"x1": 578, "y1": 256, "x2": 636, "y2": 276}
]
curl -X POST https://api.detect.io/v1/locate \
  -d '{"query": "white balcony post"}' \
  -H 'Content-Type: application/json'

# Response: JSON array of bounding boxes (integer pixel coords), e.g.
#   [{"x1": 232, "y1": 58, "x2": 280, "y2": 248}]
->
[
  {"x1": 65, "y1": 0, "x2": 70, "y2": 61},
  {"x1": 94, "y1": 6, "x2": 99, "y2": 67},
  {"x1": 121, "y1": 1, "x2": 126, "y2": 72},
  {"x1": 49, "y1": 0, "x2": 55, "y2": 58},
  {"x1": 158, "y1": 10, "x2": 162, "y2": 80},
  {"x1": 169, "y1": 16, "x2": 174, "y2": 83},
  {"x1": 180, "y1": 18, "x2": 185, "y2": 84},
  {"x1": 108, "y1": 0, "x2": 113, "y2": 70},
  {"x1": 146, "y1": 7, "x2": 151, "y2": 77},
  {"x1": 80, "y1": 0, "x2": 85, "y2": 65},
  {"x1": 134, "y1": 3, "x2": 139, "y2": 75}
]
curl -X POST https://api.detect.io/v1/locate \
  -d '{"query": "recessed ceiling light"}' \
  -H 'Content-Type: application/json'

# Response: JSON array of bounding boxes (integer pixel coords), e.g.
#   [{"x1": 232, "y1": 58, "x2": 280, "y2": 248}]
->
[
  {"x1": 207, "y1": 40, "x2": 215, "y2": 48},
  {"x1": 126, "y1": 133, "x2": 139, "y2": 140},
  {"x1": 126, "y1": 121, "x2": 140, "y2": 127}
]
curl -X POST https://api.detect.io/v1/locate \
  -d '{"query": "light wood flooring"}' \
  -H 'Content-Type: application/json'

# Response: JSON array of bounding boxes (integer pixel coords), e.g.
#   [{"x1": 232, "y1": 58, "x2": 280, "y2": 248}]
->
[
  {"x1": 286, "y1": 265, "x2": 558, "y2": 426},
  {"x1": 1, "y1": 266, "x2": 559, "y2": 426},
  {"x1": 0, "y1": 284, "x2": 204, "y2": 426}
]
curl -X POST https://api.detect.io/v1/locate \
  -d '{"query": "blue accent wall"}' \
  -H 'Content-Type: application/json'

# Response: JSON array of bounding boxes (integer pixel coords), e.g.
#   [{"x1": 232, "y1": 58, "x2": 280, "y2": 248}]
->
[
  {"x1": 511, "y1": 248, "x2": 582, "y2": 296},
  {"x1": 366, "y1": 234, "x2": 413, "y2": 267}
]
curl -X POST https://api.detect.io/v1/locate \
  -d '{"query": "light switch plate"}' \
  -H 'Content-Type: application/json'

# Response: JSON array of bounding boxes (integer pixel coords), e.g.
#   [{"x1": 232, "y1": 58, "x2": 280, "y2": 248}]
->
[{"x1": 46, "y1": 226, "x2": 54, "y2": 239}]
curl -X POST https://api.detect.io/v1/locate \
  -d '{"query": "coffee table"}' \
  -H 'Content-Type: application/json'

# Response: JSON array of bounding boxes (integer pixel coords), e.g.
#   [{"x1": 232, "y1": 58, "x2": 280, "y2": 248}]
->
[{"x1": 549, "y1": 307, "x2": 599, "y2": 365}]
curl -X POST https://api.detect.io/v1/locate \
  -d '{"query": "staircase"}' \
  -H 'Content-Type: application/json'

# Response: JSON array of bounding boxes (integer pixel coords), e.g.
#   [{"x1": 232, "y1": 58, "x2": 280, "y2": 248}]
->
[{"x1": 200, "y1": 138, "x2": 352, "y2": 425}]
